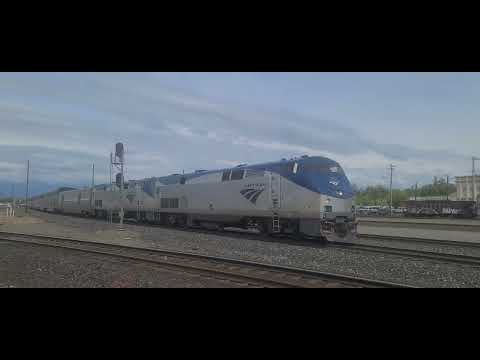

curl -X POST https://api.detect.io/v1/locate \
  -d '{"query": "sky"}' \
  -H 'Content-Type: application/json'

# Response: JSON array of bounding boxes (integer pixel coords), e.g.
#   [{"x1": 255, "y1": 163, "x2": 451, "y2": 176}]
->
[{"x1": 0, "y1": 72, "x2": 478, "y2": 192}]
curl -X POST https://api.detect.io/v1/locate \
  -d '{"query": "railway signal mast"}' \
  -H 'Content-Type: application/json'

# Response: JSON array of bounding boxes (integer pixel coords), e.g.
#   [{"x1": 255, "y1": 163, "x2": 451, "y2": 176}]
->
[{"x1": 112, "y1": 143, "x2": 125, "y2": 226}]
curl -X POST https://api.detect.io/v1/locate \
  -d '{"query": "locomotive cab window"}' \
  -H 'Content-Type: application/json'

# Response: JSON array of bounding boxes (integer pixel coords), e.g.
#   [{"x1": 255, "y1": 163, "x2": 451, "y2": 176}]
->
[
  {"x1": 222, "y1": 170, "x2": 232, "y2": 182},
  {"x1": 287, "y1": 162, "x2": 299, "y2": 174},
  {"x1": 231, "y1": 169, "x2": 244, "y2": 181}
]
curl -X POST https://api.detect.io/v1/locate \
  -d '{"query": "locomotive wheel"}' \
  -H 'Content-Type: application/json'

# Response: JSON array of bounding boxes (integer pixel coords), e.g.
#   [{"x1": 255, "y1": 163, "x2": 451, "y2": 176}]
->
[
  {"x1": 318, "y1": 236, "x2": 329, "y2": 245},
  {"x1": 334, "y1": 223, "x2": 348, "y2": 238},
  {"x1": 258, "y1": 221, "x2": 270, "y2": 235}
]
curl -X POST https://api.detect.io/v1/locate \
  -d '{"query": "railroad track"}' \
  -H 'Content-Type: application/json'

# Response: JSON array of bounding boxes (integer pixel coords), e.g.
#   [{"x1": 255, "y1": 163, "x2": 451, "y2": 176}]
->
[
  {"x1": 0, "y1": 231, "x2": 412, "y2": 288},
  {"x1": 335, "y1": 238, "x2": 480, "y2": 267},
  {"x1": 359, "y1": 233, "x2": 480, "y2": 249},
  {"x1": 26, "y1": 211, "x2": 480, "y2": 274},
  {"x1": 28, "y1": 210, "x2": 480, "y2": 266},
  {"x1": 358, "y1": 219, "x2": 480, "y2": 232}
]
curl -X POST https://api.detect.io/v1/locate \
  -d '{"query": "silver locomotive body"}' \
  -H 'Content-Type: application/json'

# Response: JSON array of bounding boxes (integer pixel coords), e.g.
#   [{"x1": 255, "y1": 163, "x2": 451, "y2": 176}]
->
[{"x1": 32, "y1": 156, "x2": 357, "y2": 242}]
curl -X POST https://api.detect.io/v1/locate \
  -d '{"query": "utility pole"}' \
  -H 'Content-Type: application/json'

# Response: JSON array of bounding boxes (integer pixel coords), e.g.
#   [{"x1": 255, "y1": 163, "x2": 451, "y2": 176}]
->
[
  {"x1": 446, "y1": 175, "x2": 449, "y2": 201},
  {"x1": 389, "y1": 164, "x2": 395, "y2": 216},
  {"x1": 11, "y1": 184, "x2": 15, "y2": 216},
  {"x1": 25, "y1": 160, "x2": 30, "y2": 214},
  {"x1": 110, "y1": 153, "x2": 113, "y2": 190},
  {"x1": 109, "y1": 152, "x2": 113, "y2": 223},
  {"x1": 473, "y1": 157, "x2": 479, "y2": 203},
  {"x1": 414, "y1": 182, "x2": 418, "y2": 201},
  {"x1": 91, "y1": 163, "x2": 95, "y2": 211},
  {"x1": 112, "y1": 143, "x2": 125, "y2": 227},
  {"x1": 473, "y1": 157, "x2": 480, "y2": 219}
]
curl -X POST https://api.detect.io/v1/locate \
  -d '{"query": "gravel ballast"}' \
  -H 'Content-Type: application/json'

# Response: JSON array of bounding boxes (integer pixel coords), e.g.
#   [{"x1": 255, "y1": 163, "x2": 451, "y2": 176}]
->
[
  {"x1": 3, "y1": 211, "x2": 480, "y2": 288},
  {"x1": 0, "y1": 240, "x2": 253, "y2": 288}
]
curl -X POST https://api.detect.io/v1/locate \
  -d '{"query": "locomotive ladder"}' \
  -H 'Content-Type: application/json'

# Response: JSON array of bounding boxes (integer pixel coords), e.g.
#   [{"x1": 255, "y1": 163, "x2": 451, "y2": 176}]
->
[
  {"x1": 270, "y1": 172, "x2": 281, "y2": 233},
  {"x1": 272, "y1": 213, "x2": 281, "y2": 233}
]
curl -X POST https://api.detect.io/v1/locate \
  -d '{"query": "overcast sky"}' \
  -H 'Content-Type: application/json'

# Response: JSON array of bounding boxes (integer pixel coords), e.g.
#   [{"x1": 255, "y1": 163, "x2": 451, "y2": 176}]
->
[{"x1": 0, "y1": 72, "x2": 478, "y2": 189}]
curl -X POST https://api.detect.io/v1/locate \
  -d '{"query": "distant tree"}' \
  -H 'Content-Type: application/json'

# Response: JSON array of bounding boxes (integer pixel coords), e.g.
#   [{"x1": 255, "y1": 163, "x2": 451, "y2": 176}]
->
[{"x1": 353, "y1": 179, "x2": 455, "y2": 207}]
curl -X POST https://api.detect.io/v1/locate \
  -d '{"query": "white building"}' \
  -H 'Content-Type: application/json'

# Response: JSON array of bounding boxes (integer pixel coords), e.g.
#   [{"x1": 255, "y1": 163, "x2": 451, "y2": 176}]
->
[
  {"x1": 0, "y1": 203, "x2": 14, "y2": 217},
  {"x1": 456, "y1": 175, "x2": 480, "y2": 201}
]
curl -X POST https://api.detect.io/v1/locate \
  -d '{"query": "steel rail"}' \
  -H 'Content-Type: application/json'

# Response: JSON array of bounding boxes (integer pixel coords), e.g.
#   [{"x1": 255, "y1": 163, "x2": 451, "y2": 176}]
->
[
  {"x1": 334, "y1": 240, "x2": 480, "y2": 267},
  {"x1": 358, "y1": 219, "x2": 480, "y2": 231},
  {"x1": 359, "y1": 233, "x2": 480, "y2": 249},
  {"x1": 0, "y1": 231, "x2": 412, "y2": 288}
]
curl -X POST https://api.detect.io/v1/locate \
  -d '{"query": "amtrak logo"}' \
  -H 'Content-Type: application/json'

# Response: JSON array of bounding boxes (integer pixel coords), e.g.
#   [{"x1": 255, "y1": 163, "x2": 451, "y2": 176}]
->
[{"x1": 240, "y1": 188, "x2": 265, "y2": 204}]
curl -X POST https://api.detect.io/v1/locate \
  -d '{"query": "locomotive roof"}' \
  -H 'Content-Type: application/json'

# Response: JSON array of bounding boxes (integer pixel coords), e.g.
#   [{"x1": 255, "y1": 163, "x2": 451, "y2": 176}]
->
[{"x1": 145, "y1": 156, "x2": 341, "y2": 185}]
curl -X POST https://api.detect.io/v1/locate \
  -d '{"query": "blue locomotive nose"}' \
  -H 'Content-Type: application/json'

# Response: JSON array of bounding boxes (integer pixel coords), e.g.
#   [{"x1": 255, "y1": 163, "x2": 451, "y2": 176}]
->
[
  {"x1": 306, "y1": 171, "x2": 354, "y2": 199},
  {"x1": 291, "y1": 158, "x2": 354, "y2": 199}
]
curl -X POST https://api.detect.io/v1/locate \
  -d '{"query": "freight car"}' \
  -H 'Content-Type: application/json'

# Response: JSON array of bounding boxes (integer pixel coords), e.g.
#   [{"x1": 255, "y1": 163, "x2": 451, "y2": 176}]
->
[{"x1": 401, "y1": 200, "x2": 478, "y2": 218}]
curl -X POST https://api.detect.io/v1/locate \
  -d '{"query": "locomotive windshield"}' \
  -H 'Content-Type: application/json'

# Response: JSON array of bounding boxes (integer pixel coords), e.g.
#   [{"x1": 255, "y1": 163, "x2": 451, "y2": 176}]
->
[{"x1": 301, "y1": 161, "x2": 345, "y2": 175}]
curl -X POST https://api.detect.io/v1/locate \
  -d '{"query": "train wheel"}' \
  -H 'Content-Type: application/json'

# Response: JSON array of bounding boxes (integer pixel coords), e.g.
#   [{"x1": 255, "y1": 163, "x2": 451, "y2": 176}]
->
[
  {"x1": 258, "y1": 221, "x2": 270, "y2": 235},
  {"x1": 316, "y1": 236, "x2": 329, "y2": 245},
  {"x1": 334, "y1": 223, "x2": 348, "y2": 238}
]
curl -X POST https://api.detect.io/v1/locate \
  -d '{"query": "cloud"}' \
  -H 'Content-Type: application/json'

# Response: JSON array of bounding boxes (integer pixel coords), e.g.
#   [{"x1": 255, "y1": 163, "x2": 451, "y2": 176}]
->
[{"x1": 0, "y1": 73, "x2": 475, "y2": 190}]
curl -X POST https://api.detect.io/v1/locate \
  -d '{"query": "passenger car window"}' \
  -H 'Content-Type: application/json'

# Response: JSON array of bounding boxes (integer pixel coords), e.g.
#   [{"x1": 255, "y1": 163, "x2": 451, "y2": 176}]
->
[
  {"x1": 231, "y1": 169, "x2": 244, "y2": 181},
  {"x1": 222, "y1": 170, "x2": 231, "y2": 182}
]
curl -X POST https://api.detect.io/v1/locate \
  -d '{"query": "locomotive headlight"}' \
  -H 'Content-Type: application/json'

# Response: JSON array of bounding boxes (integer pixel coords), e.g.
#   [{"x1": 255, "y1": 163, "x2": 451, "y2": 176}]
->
[{"x1": 337, "y1": 191, "x2": 343, "y2": 196}]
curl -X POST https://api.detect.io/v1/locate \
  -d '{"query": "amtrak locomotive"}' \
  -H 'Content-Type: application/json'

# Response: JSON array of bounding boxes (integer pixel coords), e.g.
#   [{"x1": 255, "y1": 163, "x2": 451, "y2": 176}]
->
[{"x1": 31, "y1": 155, "x2": 357, "y2": 242}]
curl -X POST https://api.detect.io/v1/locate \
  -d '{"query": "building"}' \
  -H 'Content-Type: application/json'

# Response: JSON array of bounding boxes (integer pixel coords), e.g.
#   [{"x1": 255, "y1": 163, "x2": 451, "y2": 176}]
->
[
  {"x1": 456, "y1": 175, "x2": 480, "y2": 201},
  {"x1": 0, "y1": 203, "x2": 14, "y2": 217}
]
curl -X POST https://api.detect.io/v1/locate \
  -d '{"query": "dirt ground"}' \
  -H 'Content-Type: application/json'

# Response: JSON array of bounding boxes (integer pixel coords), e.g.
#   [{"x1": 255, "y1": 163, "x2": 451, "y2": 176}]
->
[{"x1": 0, "y1": 215, "x2": 44, "y2": 226}]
